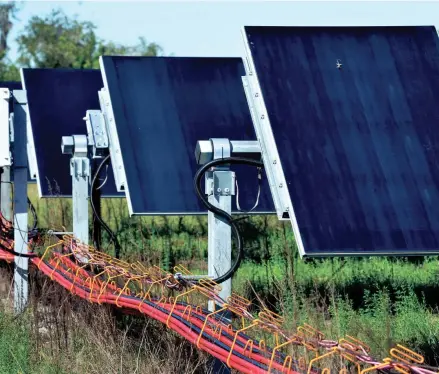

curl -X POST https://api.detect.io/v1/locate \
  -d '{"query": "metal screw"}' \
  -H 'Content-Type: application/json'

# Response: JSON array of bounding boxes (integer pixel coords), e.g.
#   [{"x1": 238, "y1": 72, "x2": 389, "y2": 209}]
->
[
  {"x1": 224, "y1": 188, "x2": 230, "y2": 194},
  {"x1": 119, "y1": 166, "x2": 122, "y2": 169},
  {"x1": 97, "y1": 143, "x2": 101, "y2": 147},
  {"x1": 255, "y1": 93, "x2": 259, "y2": 97},
  {"x1": 217, "y1": 188, "x2": 222, "y2": 193},
  {"x1": 261, "y1": 114, "x2": 265, "y2": 120},
  {"x1": 279, "y1": 183, "x2": 283, "y2": 188},
  {"x1": 273, "y1": 160, "x2": 277, "y2": 164},
  {"x1": 116, "y1": 149, "x2": 120, "y2": 154}
]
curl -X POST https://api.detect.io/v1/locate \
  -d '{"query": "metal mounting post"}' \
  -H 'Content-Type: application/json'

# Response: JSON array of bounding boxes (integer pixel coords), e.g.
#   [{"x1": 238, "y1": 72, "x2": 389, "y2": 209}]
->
[
  {"x1": 198, "y1": 138, "x2": 235, "y2": 374},
  {"x1": 207, "y1": 139, "x2": 234, "y2": 309},
  {"x1": 12, "y1": 90, "x2": 28, "y2": 314},
  {"x1": 195, "y1": 139, "x2": 261, "y2": 310},
  {"x1": 85, "y1": 110, "x2": 109, "y2": 249},
  {"x1": 61, "y1": 135, "x2": 90, "y2": 255}
]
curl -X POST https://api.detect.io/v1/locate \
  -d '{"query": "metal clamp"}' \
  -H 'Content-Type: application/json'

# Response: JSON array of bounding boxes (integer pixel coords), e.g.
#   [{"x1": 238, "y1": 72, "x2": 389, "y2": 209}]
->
[
  {"x1": 84, "y1": 110, "x2": 109, "y2": 159},
  {"x1": 195, "y1": 139, "x2": 261, "y2": 165}
]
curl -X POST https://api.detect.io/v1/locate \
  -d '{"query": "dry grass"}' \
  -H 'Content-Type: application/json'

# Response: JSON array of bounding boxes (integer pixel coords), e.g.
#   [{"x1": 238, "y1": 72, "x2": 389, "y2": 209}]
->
[{"x1": 0, "y1": 266, "x2": 213, "y2": 374}]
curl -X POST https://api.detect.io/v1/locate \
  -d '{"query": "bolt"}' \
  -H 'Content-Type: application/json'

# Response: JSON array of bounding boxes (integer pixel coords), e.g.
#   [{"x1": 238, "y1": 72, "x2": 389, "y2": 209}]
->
[
  {"x1": 224, "y1": 188, "x2": 230, "y2": 194},
  {"x1": 273, "y1": 160, "x2": 277, "y2": 164},
  {"x1": 261, "y1": 114, "x2": 265, "y2": 120},
  {"x1": 279, "y1": 183, "x2": 283, "y2": 188},
  {"x1": 255, "y1": 93, "x2": 259, "y2": 97},
  {"x1": 217, "y1": 188, "x2": 222, "y2": 193}
]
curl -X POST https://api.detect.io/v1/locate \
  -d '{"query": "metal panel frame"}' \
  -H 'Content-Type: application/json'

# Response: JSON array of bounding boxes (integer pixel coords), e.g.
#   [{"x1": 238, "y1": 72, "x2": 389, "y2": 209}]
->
[
  {"x1": 97, "y1": 88, "x2": 127, "y2": 193},
  {"x1": 241, "y1": 27, "x2": 306, "y2": 257},
  {"x1": 0, "y1": 88, "x2": 10, "y2": 167},
  {"x1": 20, "y1": 69, "x2": 44, "y2": 197},
  {"x1": 25, "y1": 106, "x2": 38, "y2": 181}
]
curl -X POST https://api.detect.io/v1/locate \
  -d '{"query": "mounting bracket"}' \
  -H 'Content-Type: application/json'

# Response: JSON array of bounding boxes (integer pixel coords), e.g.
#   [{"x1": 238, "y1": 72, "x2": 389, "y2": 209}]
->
[
  {"x1": 61, "y1": 135, "x2": 90, "y2": 258},
  {"x1": 195, "y1": 139, "x2": 262, "y2": 309}
]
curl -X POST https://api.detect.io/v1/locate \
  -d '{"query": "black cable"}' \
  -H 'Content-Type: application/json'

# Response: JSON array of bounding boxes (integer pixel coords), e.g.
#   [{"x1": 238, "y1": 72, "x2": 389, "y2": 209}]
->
[
  {"x1": 193, "y1": 157, "x2": 264, "y2": 285},
  {"x1": 0, "y1": 243, "x2": 37, "y2": 257},
  {"x1": 28, "y1": 197, "x2": 38, "y2": 232},
  {"x1": 90, "y1": 154, "x2": 121, "y2": 258}
]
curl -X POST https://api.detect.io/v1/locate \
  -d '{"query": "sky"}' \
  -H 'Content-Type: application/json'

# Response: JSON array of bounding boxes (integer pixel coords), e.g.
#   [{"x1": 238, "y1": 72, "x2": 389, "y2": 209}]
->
[{"x1": 7, "y1": 1, "x2": 439, "y2": 61}]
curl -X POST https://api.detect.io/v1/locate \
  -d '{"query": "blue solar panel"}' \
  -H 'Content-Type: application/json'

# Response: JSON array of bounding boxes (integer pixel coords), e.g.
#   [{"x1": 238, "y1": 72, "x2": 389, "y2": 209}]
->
[
  {"x1": 244, "y1": 26, "x2": 439, "y2": 256},
  {"x1": 21, "y1": 69, "x2": 121, "y2": 197},
  {"x1": 100, "y1": 56, "x2": 274, "y2": 215}
]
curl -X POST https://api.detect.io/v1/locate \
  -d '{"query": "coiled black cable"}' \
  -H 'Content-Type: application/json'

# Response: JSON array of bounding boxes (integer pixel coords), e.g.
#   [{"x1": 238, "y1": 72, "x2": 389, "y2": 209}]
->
[
  {"x1": 193, "y1": 157, "x2": 264, "y2": 285},
  {"x1": 90, "y1": 154, "x2": 121, "y2": 258}
]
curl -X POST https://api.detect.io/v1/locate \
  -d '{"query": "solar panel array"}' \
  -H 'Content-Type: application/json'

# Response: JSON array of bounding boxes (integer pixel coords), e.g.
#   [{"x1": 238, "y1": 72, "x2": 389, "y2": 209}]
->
[
  {"x1": 244, "y1": 25, "x2": 439, "y2": 257},
  {"x1": 3, "y1": 25, "x2": 438, "y2": 257},
  {"x1": 21, "y1": 69, "x2": 120, "y2": 197},
  {"x1": 99, "y1": 56, "x2": 274, "y2": 215}
]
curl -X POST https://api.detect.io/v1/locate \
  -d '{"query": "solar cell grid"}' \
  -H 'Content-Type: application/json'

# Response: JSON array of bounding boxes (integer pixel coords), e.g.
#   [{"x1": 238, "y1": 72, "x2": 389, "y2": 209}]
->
[
  {"x1": 100, "y1": 56, "x2": 275, "y2": 215},
  {"x1": 244, "y1": 25, "x2": 439, "y2": 256}
]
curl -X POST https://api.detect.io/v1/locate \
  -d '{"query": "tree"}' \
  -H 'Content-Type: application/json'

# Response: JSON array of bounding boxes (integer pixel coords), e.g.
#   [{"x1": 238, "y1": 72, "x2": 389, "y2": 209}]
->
[
  {"x1": 17, "y1": 9, "x2": 99, "y2": 69},
  {"x1": 0, "y1": 1, "x2": 18, "y2": 60},
  {"x1": 97, "y1": 37, "x2": 163, "y2": 57},
  {"x1": 0, "y1": 2, "x2": 20, "y2": 80},
  {"x1": 17, "y1": 9, "x2": 163, "y2": 69}
]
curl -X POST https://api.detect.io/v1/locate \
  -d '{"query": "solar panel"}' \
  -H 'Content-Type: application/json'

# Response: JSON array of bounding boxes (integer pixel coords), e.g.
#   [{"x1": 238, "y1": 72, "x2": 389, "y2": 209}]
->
[
  {"x1": 99, "y1": 56, "x2": 274, "y2": 215},
  {"x1": 244, "y1": 25, "x2": 439, "y2": 257},
  {"x1": 21, "y1": 68, "x2": 121, "y2": 197}
]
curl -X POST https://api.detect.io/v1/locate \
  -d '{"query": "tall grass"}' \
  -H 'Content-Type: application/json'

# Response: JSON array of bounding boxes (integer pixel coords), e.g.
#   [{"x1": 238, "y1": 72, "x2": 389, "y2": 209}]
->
[{"x1": 24, "y1": 184, "x2": 439, "y2": 367}]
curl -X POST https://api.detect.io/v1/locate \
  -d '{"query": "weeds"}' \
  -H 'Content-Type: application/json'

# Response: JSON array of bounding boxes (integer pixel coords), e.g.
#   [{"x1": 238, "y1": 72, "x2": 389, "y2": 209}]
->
[{"x1": 14, "y1": 184, "x2": 439, "y2": 370}]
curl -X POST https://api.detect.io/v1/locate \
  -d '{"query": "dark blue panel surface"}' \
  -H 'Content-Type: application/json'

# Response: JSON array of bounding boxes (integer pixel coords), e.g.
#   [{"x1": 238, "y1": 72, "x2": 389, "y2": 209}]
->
[
  {"x1": 21, "y1": 69, "x2": 120, "y2": 197},
  {"x1": 101, "y1": 56, "x2": 274, "y2": 214},
  {"x1": 246, "y1": 26, "x2": 439, "y2": 256}
]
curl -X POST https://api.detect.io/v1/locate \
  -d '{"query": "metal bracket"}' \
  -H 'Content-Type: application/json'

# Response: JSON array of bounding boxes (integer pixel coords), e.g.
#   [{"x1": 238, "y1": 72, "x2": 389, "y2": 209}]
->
[
  {"x1": 61, "y1": 135, "x2": 90, "y2": 257},
  {"x1": 84, "y1": 110, "x2": 109, "y2": 159},
  {"x1": 98, "y1": 89, "x2": 126, "y2": 192},
  {"x1": 195, "y1": 139, "x2": 261, "y2": 165},
  {"x1": 205, "y1": 171, "x2": 236, "y2": 196},
  {"x1": 242, "y1": 75, "x2": 290, "y2": 220}
]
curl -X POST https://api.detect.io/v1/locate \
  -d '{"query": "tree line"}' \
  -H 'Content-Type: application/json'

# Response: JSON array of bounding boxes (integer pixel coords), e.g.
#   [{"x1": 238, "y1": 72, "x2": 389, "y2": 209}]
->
[{"x1": 0, "y1": 2, "x2": 163, "y2": 81}]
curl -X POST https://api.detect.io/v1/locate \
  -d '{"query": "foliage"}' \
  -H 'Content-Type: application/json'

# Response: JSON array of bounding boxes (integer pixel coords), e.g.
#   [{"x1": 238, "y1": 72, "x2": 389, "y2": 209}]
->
[
  {"x1": 0, "y1": 1, "x2": 19, "y2": 60},
  {"x1": 16, "y1": 9, "x2": 163, "y2": 70},
  {"x1": 17, "y1": 9, "x2": 99, "y2": 69}
]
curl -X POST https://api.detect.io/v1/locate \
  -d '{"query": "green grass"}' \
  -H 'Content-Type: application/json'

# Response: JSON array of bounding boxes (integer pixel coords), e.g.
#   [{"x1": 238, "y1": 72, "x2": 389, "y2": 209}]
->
[
  {"x1": 25, "y1": 185, "x2": 439, "y2": 366},
  {"x1": 0, "y1": 312, "x2": 30, "y2": 374}
]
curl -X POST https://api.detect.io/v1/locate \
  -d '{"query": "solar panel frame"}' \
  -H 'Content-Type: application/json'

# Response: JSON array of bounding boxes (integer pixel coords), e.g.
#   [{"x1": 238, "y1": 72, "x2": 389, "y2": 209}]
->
[
  {"x1": 99, "y1": 55, "x2": 275, "y2": 216},
  {"x1": 21, "y1": 68, "x2": 122, "y2": 198},
  {"x1": 243, "y1": 25, "x2": 439, "y2": 257},
  {"x1": 0, "y1": 81, "x2": 36, "y2": 183}
]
